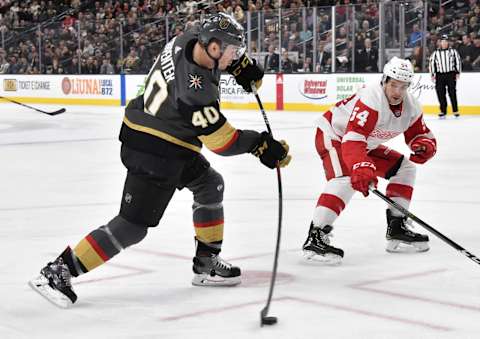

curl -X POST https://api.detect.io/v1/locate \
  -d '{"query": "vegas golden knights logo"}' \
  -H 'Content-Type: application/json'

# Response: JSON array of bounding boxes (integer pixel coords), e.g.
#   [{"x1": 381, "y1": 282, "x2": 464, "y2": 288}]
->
[
  {"x1": 219, "y1": 18, "x2": 230, "y2": 30},
  {"x1": 3, "y1": 79, "x2": 17, "y2": 91}
]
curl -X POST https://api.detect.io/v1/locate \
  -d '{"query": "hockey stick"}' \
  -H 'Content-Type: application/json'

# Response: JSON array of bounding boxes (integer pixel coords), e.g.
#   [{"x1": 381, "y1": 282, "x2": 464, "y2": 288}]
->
[
  {"x1": 370, "y1": 187, "x2": 480, "y2": 265},
  {"x1": 251, "y1": 82, "x2": 282, "y2": 327},
  {"x1": 0, "y1": 95, "x2": 66, "y2": 116}
]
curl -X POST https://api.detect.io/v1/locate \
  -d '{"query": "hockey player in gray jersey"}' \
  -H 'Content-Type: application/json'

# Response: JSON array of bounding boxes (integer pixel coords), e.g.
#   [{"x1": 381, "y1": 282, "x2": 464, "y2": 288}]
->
[{"x1": 29, "y1": 12, "x2": 291, "y2": 308}]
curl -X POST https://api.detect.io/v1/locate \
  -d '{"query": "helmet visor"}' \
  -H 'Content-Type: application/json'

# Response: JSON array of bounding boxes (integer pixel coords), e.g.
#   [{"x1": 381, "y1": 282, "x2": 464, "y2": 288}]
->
[{"x1": 223, "y1": 44, "x2": 246, "y2": 59}]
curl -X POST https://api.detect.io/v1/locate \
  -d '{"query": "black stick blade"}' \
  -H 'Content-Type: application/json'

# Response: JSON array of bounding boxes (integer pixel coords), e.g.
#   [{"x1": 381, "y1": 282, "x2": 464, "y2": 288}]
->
[
  {"x1": 260, "y1": 307, "x2": 278, "y2": 326},
  {"x1": 261, "y1": 316, "x2": 278, "y2": 326},
  {"x1": 46, "y1": 108, "x2": 66, "y2": 116}
]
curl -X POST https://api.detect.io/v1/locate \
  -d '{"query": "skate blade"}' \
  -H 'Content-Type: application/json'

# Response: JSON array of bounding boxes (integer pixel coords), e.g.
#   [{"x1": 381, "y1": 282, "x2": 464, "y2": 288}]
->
[
  {"x1": 28, "y1": 277, "x2": 73, "y2": 309},
  {"x1": 386, "y1": 240, "x2": 430, "y2": 253},
  {"x1": 303, "y1": 250, "x2": 342, "y2": 265},
  {"x1": 192, "y1": 273, "x2": 241, "y2": 287}
]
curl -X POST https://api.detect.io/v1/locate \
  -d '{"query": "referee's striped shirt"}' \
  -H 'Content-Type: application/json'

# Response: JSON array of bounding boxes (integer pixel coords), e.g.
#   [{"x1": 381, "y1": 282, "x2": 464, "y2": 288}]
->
[{"x1": 429, "y1": 48, "x2": 461, "y2": 76}]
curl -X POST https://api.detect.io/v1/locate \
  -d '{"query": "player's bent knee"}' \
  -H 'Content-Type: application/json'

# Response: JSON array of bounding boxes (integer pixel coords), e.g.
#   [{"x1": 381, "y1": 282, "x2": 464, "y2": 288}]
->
[
  {"x1": 192, "y1": 168, "x2": 224, "y2": 204},
  {"x1": 105, "y1": 215, "x2": 148, "y2": 248},
  {"x1": 399, "y1": 157, "x2": 417, "y2": 178}
]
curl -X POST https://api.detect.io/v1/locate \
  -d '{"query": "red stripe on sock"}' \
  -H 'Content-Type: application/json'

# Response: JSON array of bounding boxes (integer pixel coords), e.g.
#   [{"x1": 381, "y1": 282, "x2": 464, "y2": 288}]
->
[
  {"x1": 315, "y1": 129, "x2": 335, "y2": 180},
  {"x1": 194, "y1": 219, "x2": 224, "y2": 228},
  {"x1": 86, "y1": 234, "x2": 109, "y2": 262},
  {"x1": 317, "y1": 193, "x2": 345, "y2": 215},
  {"x1": 386, "y1": 183, "x2": 413, "y2": 200}
]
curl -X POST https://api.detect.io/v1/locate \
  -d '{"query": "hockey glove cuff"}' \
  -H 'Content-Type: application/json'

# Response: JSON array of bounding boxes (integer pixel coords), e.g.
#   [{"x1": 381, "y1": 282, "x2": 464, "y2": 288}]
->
[
  {"x1": 350, "y1": 161, "x2": 378, "y2": 197},
  {"x1": 251, "y1": 132, "x2": 291, "y2": 169},
  {"x1": 409, "y1": 137, "x2": 436, "y2": 164}
]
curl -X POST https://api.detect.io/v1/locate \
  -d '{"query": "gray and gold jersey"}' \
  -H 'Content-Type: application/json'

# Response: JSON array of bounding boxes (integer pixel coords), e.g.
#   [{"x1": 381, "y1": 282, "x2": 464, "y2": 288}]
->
[{"x1": 121, "y1": 29, "x2": 260, "y2": 158}]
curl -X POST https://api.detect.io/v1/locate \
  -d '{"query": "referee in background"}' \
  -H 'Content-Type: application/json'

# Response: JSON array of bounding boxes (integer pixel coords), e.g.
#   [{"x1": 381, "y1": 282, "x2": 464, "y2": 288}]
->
[{"x1": 429, "y1": 34, "x2": 462, "y2": 118}]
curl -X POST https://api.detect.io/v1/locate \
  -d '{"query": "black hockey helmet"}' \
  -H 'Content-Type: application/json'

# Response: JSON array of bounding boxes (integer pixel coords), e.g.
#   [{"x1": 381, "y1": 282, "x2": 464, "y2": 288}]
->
[{"x1": 199, "y1": 12, "x2": 246, "y2": 52}]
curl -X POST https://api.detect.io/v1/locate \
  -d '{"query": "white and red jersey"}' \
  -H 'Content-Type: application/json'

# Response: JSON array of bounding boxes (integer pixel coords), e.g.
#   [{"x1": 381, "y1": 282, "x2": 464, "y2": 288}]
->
[{"x1": 315, "y1": 82, "x2": 436, "y2": 169}]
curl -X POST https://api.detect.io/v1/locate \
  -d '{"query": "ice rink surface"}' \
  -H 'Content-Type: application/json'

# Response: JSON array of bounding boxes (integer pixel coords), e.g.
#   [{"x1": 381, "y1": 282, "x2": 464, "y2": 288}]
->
[{"x1": 1, "y1": 103, "x2": 479, "y2": 339}]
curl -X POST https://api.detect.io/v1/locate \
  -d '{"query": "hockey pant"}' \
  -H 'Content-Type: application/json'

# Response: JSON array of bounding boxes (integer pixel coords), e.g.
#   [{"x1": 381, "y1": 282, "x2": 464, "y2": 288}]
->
[
  {"x1": 312, "y1": 128, "x2": 416, "y2": 228},
  {"x1": 435, "y1": 72, "x2": 458, "y2": 114},
  {"x1": 67, "y1": 146, "x2": 225, "y2": 276}
]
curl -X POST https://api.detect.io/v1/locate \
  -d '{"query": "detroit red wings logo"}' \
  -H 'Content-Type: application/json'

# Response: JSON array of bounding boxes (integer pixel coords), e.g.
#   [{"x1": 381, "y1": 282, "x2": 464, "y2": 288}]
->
[{"x1": 370, "y1": 128, "x2": 401, "y2": 140}]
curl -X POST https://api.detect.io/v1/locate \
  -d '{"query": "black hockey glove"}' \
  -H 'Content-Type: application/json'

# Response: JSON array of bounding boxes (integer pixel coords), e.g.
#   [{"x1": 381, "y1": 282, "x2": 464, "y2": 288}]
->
[
  {"x1": 251, "y1": 132, "x2": 291, "y2": 169},
  {"x1": 227, "y1": 54, "x2": 264, "y2": 93}
]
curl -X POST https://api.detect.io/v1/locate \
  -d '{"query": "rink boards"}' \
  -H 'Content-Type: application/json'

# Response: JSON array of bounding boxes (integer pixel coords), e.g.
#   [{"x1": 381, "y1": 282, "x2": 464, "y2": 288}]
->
[{"x1": 0, "y1": 73, "x2": 479, "y2": 114}]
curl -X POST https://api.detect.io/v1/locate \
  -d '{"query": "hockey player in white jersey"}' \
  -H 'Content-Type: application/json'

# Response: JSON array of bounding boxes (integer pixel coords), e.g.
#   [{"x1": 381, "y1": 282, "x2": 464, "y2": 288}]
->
[{"x1": 303, "y1": 57, "x2": 437, "y2": 263}]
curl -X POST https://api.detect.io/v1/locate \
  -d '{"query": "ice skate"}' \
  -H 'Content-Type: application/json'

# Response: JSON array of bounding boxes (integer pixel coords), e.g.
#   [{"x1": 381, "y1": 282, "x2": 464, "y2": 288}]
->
[
  {"x1": 192, "y1": 254, "x2": 241, "y2": 286},
  {"x1": 28, "y1": 257, "x2": 77, "y2": 308},
  {"x1": 303, "y1": 223, "x2": 344, "y2": 264},
  {"x1": 386, "y1": 210, "x2": 429, "y2": 253}
]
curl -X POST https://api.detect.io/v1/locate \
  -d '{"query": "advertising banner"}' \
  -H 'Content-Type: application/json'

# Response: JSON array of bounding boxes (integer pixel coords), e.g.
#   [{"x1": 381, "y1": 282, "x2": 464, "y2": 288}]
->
[
  {"x1": 0, "y1": 75, "x2": 120, "y2": 105},
  {"x1": 1, "y1": 73, "x2": 479, "y2": 114}
]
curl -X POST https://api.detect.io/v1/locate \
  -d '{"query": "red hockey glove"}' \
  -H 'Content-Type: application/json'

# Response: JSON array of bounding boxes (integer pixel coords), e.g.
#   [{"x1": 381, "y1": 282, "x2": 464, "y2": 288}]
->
[
  {"x1": 350, "y1": 162, "x2": 378, "y2": 197},
  {"x1": 409, "y1": 137, "x2": 436, "y2": 164}
]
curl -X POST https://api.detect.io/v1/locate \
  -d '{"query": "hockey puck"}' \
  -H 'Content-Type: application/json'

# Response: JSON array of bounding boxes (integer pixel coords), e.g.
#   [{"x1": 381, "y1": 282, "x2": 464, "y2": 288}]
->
[{"x1": 261, "y1": 316, "x2": 278, "y2": 326}]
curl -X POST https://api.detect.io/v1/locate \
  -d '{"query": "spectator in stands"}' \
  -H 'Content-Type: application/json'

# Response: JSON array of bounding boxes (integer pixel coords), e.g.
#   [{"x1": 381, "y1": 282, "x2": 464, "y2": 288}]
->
[
  {"x1": 408, "y1": 23, "x2": 423, "y2": 47},
  {"x1": 289, "y1": 22, "x2": 300, "y2": 44},
  {"x1": 63, "y1": 12, "x2": 76, "y2": 28},
  {"x1": 137, "y1": 44, "x2": 151, "y2": 73},
  {"x1": 335, "y1": 25, "x2": 348, "y2": 52},
  {"x1": 315, "y1": 40, "x2": 331, "y2": 73},
  {"x1": 455, "y1": 0, "x2": 469, "y2": 13},
  {"x1": 458, "y1": 34, "x2": 475, "y2": 71},
  {"x1": 316, "y1": 11, "x2": 331, "y2": 34},
  {"x1": 84, "y1": 56, "x2": 98, "y2": 74},
  {"x1": 66, "y1": 56, "x2": 80, "y2": 74},
  {"x1": 100, "y1": 58, "x2": 114, "y2": 74},
  {"x1": 124, "y1": 15, "x2": 139, "y2": 34},
  {"x1": 468, "y1": 15, "x2": 479, "y2": 34},
  {"x1": 471, "y1": 36, "x2": 480, "y2": 70},
  {"x1": 355, "y1": 19, "x2": 376, "y2": 47},
  {"x1": 408, "y1": 46, "x2": 425, "y2": 72},
  {"x1": 454, "y1": 18, "x2": 468, "y2": 37},
  {"x1": 233, "y1": 4, "x2": 244, "y2": 23},
  {"x1": 357, "y1": 38, "x2": 378, "y2": 72},
  {"x1": 336, "y1": 50, "x2": 350, "y2": 73},
  {"x1": 51, "y1": 57, "x2": 62, "y2": 74},
  {"x1": 281, "y1": 50, "x2": 296, "y2": 73},
  {"x1": 335, "y1": 0, "x2": 350, "y2": 22},
  {"x1": 124, "y1": 47, "x2": 140, "y2": 73},
  {"x1": 298, "y1": 56, "x2": 313, "y2": 72},
  {"x1": 17, "y1": 56, "x2": 28, "y2": 73},
  {"x1": 8, "y1": 55, "x2": 19, "y2": 73},
  {"x1": 1, "y1": 48, "x2": 10, "y2": 73},
  {"x1": 264, "y1": 44, "x2": 279, "y2": 72},
  {"x1": 27, "y1": 44, "x2": 38, "y2": 69}
]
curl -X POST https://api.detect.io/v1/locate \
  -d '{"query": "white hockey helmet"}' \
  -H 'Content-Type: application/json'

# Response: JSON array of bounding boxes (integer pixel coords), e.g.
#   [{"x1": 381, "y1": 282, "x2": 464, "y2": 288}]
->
[{"x1": 382, "y1": 56, "x2": 414, "y2": 84}]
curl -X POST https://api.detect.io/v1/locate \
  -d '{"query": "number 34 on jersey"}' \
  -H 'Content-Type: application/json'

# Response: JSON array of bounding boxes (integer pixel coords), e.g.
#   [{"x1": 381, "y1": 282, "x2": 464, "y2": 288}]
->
[{"x1": 349, "y1": 106, "x2": 370, "y2": 127}]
